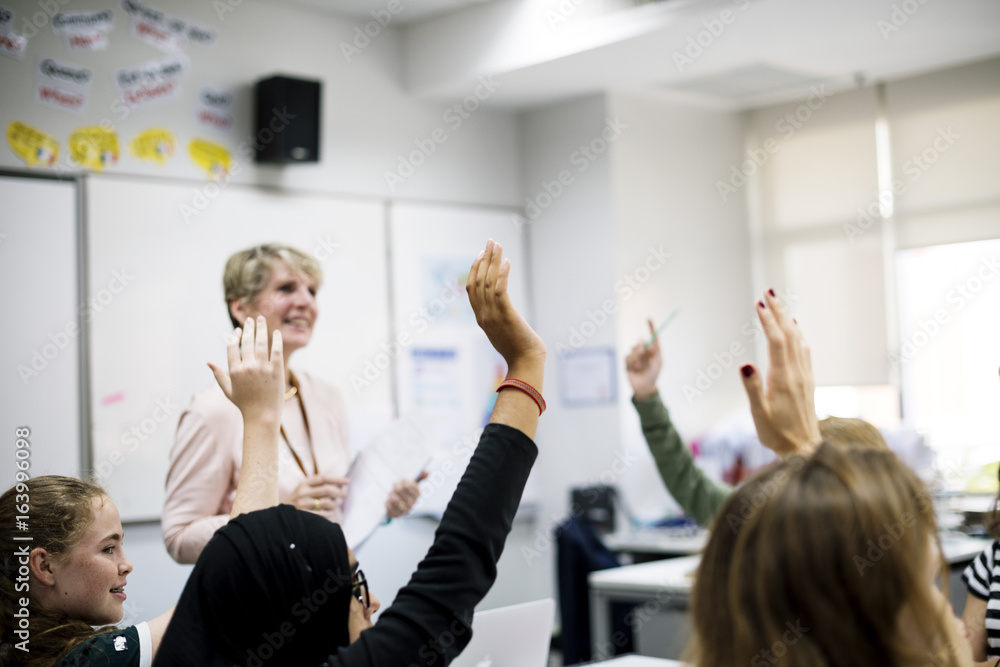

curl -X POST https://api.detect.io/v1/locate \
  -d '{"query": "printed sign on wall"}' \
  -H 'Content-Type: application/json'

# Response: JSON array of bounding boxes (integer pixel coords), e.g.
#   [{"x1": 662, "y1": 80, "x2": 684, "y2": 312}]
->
[
  {"x1": 0, "y1": 30, "x2": 27, "y2": 59},
  {"x1": 114, "y1": 56, "x2": 187, "y2": 110},
  {"x1": 52, "y1": 10, "x2": 115, "y2": 51},
  {"x1": 195, "y1": 86, "x2": 234, "y2": 132},
  {"x1": 121, "y1": 0, "x2": 215, "y2": 52},
  {"x1": 36, "y1": 57, "x2": 93, "y2": 113}
]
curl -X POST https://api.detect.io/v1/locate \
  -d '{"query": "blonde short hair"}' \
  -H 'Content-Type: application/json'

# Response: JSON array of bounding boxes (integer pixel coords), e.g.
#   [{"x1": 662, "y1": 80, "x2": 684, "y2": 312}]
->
[
  {"x1": 818, "y1": 416, "x2": 888, "y2": 450},
  {"x1": 223, "y1": 244, "x2": 322, "y2": 328}
]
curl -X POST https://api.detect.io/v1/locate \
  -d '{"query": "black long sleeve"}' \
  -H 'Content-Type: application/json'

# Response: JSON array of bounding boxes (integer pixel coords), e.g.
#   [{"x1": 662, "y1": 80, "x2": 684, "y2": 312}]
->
[{"x1": 322, "y1": 422, "x2": 538, "y2": 667}]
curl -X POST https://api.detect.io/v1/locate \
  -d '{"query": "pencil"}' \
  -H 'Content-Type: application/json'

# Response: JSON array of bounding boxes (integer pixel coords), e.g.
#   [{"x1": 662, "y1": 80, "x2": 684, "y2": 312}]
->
[{"x1": 645, "y1": 309, "x2": 679, "y2": 349}]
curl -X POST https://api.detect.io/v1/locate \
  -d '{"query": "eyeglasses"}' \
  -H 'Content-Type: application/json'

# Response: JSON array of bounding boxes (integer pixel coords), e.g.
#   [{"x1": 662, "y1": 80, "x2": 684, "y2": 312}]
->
[{"x1": 352, "y1": 568, "x2": 370, "y2": 610}]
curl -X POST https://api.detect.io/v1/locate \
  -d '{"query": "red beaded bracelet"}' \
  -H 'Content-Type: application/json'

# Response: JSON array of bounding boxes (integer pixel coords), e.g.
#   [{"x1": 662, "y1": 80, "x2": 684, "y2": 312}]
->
[{"x1": 496, "y1": 379, "x2": 546, "y2": 415}]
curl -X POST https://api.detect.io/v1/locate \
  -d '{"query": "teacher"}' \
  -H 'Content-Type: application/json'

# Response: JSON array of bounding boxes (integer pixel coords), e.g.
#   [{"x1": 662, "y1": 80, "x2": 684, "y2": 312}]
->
[{"x1": 162, "y1": 243, "x2": 421, "y2": 564}]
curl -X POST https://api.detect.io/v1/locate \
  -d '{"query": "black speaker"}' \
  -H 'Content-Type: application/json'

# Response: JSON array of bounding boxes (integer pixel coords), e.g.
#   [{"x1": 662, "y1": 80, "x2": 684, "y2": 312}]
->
[{"x1": 253, "y1": 75, "x2": 321, "y2": 164}]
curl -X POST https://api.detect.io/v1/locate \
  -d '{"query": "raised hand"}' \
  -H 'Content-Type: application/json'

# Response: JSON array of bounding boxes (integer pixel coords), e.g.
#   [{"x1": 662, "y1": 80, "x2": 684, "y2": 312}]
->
[
  {"x1": 467, "y1": 239, "x2": 546, "y2": 438},
  {"x1": 626, "y1": 318, "x2": 663, "y2": 400},
  {"x1": 467, "y1": 239, "x2": 546, "y2": 375},
  {"x1": 739, "y1": 291, "x2": 821, "y2": 456},
  {"x1": 212, "y1": 316, "x2": 285, "y2": 519},
  {"x1": 208, "y1": 316, "x2": 285, "y2": 426}
]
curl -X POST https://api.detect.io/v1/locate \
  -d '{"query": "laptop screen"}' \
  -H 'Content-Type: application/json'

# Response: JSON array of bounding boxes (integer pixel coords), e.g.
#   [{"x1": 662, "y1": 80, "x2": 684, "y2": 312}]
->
[{"x1": 450, "y1": 598, "x2": 555, "y2": 667}]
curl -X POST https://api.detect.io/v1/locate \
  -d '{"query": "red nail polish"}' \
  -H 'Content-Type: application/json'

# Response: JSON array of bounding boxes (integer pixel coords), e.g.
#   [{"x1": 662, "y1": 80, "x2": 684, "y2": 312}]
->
[
  {"x1": 741, "y1": 365, "x2": 754, "y2": 378},
  {"x1": 757, "y1": 300, "x2": 765, "y2": 309},
  {"x1": 768, "y1": 288, "x2": 775, "y2": 297}
]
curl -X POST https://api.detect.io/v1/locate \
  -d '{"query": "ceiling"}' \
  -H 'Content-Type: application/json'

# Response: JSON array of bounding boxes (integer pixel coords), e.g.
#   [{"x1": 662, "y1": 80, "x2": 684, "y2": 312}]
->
[
  {"x1": 280, "y1": 0, "x2": 1000, "y2": 110},
  {"x1": 280, "y1": 0, "x2": 498, "y2": 25}
]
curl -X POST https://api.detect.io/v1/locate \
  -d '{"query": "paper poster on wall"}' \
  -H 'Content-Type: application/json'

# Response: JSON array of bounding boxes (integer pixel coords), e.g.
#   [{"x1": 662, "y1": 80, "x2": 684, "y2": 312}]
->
[
  {"x1": 130, "y1": 127, "x2": 175, "y2": 164},
  {"x1": 558, "y1": 347, "x2": 617, "y2": 406},
  {"x1": 114, "y1": 55, "x2": 186, "y2": 110},
  {"x1": 35, "y1": 57, "x2": 93, "y2": 114},
  {"x1": 188, "y1": 138, "x2": 231, "y2": 179},
  {"x1": 0, "y1": 31, "x2": 26, "y2": 59},
  {"x1": 52, "y1": 9, "x2": 114, "y2": 51},
  {"x1": 421, "y1": 258, "x2": 472, "y2": 324},
  {"x1": 0, "y1": 6, "x2": 26, "y2": 60},
  {"x1": 70, "y1": 126, "x2": 119, "y2": 172},
  {"x1": 121, "y1": 0, "x2": 216, "y2": 52},
  {"x1": 7, "y1": 121, "x2": 58, "y2": 167},
  {"x1": 0, "y1": 5, "x2": 12, "y2": 32},
  {"x1": 411, "y1": 348, "x2": 461, "y2": 410},
  {"x1": 196, "y1": 86, "x2": 234, "y2": 132}
]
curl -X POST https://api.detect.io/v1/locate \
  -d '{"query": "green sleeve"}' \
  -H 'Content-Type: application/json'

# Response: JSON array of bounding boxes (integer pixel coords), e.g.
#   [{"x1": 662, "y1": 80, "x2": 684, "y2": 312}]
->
[{"x1": 632, "y1": 392, "x2": 732, "y2": 527}]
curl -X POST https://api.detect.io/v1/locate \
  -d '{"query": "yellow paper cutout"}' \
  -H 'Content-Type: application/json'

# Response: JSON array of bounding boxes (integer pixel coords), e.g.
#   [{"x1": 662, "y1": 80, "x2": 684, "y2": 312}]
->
[
  {"x1": 189, "y1": 138, "x2": 232, "y2": 180},
  {"x1": 70, "y1": 126, "x2": 120, "y2": 172},
  {"x1": 130, "y1": 128, "x2": 176, "y2": 165},
  {"x1": 7, "y1": 121, "x2": 59, "y2": 168}
]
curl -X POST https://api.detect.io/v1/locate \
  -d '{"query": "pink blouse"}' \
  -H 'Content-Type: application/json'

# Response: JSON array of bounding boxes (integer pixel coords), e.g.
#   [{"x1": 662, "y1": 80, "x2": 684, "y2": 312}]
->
[{"x1": 162, "y1": 371, "x2": 350, "y2": 564}]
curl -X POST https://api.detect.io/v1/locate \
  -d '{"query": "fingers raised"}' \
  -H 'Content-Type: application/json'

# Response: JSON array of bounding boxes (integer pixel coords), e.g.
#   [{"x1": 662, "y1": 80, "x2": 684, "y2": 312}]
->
[
  {"x1": 764, "y1": 290, "x2": 805, "y2": 373},
  {"x1": 756, "y1": 299, "x2": 787, "y2": 374},
  {"x1": 208, "y1": 361, "x2": 232, "y2": 399},
  {"x1": 739, "y1": 363, "x2": 766, "y2": 426},
  {"x1": 227, "y1": 327, "x2": 242, "y2": 371},
  {"x1": 241, "y1": 317, "x2": 255, "y2": 364},
  {"x1": 270, "y1": 329, "x2": 283, "y2": 364},
  {"x1": 255, "y1": 315, "x2": 269, "y2": 363},
  {"x1": 466, "y1": 251, "x2": 484, "y2": 315},
  {"x1": 484, "y1": 240, "x2": 502, "y2": 302}
]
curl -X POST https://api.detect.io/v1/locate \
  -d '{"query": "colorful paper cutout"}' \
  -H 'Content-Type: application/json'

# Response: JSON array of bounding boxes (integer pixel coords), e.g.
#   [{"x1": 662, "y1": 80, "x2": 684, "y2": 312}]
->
[
  {"x1": 188, "y1": 138, "x2": 231, "y2": 180},
  {"x1": 70, "y1": 126, "x2": 119, "y2": 172},
  {"x1": 130, "y1": 127, "x2": 175, "y2": 164},
  {"x1": 7, "y1": 121, "x2": 59, "y2": 168}
]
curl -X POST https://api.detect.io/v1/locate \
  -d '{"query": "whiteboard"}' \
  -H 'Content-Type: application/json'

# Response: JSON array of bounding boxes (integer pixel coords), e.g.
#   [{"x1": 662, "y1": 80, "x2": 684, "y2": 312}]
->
[
  {"x1": 389, "y1": 202, "x2": 539, "y2": 516},
  {"x1": 0, "y1": 174, "x2": 82, "y2": 483},
  {"x1": 86, "y1": 176, "x2": 391, "y2": 521}
]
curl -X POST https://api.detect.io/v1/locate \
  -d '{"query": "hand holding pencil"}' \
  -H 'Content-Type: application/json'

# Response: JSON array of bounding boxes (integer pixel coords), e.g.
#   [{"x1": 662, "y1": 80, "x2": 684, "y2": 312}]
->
[{"x1": 626, "y1": 318, "x2": 665, "y2": 400}]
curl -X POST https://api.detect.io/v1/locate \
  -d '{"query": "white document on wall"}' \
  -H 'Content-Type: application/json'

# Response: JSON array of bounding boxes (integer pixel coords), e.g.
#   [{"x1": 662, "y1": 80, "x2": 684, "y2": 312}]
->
[{"x1": 340, "y1": 413, "x2": 436, "y2": 550}]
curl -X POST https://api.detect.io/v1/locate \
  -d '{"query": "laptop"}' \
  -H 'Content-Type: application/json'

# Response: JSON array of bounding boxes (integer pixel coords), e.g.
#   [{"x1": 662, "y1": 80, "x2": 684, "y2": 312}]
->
[{"x1": 450, "y1": 598, "x2": 555, "y2": 667}]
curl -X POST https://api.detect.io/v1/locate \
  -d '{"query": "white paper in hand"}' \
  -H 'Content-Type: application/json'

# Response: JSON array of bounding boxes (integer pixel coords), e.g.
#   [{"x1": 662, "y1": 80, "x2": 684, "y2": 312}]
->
[{"x1": 340, "y1": 413, "x2": 435, "y2": 549}]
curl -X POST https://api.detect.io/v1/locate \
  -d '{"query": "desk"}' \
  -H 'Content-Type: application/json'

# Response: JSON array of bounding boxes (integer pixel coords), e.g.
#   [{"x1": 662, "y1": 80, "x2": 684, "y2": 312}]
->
[
  {"x1": 589, "y1": 535, "x2": 991, "y2": 658},
  {"x1": 941, "y1": 533, "x2": 993, "y2": 563},
  {"x1": 596, "y1": 656, "x2": 683, "y2": 666},
  {"x1": 589, "y1": 555, "x2": 699, "y2": 659},
  {"x1": 603, "y1": 529, "x2": 708, "y2": 560}
]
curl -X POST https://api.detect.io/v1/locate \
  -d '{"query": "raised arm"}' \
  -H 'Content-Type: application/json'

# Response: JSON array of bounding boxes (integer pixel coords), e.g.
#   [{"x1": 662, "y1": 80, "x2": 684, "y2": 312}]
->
[
  {"x1": 739, "y1": 291, "x2": 822, "y2": 456},
  {"x1": 207, "y1": 315, "x2": 286, "y2": 519},
  {"x1": 626, "y1": 318, "x2": 663, "y2": 400},
  {"x1": 469, "y1": 239, "x2": 547, "y2": 438},
  {"x1": 626, "y1": 318, "x2": 731, "y2": 526},
  {"x1": 325, "y1": 239, "x2": 547, "y2": 665}
]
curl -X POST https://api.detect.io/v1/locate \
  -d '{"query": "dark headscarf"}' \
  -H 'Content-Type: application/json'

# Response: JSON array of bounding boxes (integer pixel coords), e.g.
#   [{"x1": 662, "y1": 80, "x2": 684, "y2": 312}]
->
[{"x1": 153, "y1": 505, "x2": 353, "y2": 667}]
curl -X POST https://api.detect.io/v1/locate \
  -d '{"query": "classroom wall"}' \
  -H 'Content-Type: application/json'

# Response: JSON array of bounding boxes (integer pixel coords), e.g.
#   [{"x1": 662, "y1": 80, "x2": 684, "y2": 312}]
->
[
  {"x1": 519, "y1": 94, "x2": 623, "y2": 606},
  {"x1": 0, "y1": 0, "x2": 526, "y2": 623},
  {"x1": 0, "y1": 0, "x2": 521, "y2": 205},
  {"x1": 608, "y1": 92, "x2": 752, "y2": 518}
]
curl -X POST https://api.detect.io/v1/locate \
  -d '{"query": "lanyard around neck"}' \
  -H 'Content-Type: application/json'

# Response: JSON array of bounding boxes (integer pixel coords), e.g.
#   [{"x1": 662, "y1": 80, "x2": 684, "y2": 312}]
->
[{"x1": 279, "y1": 373, "x2": 318, "y2": 477}]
